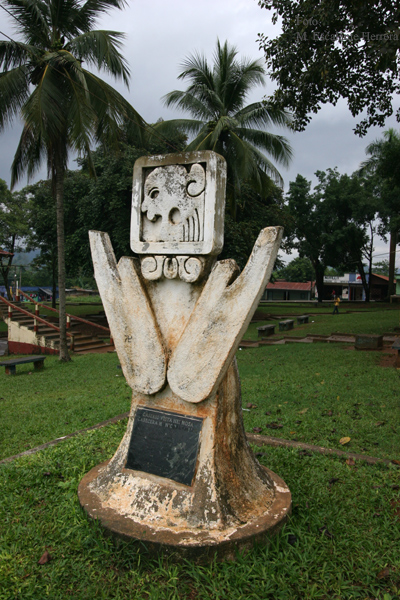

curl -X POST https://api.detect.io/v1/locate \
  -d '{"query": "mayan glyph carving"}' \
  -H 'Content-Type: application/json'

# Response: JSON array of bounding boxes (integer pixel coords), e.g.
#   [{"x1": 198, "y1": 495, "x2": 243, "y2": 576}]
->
[
  {"x1": 140, "y1": 255, "x2": 206, "y2": 282},
  {"x1": 141, "y1": 163, "x2": 206, "y2": 243},
  {"x1": 131, "y1": 151, "x2": 226, "y2": 256},
  {"x1": 79, "y1": 151, "x2": 291, "y2": 560}
]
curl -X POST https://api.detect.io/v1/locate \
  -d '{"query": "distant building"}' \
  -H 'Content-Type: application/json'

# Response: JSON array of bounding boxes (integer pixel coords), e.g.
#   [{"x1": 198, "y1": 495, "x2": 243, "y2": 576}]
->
[
  {"x1": 323, "y1": 273, "x2": 364, "y2": 301},
  {"x1": 262, "y1": 280, "x2": 315, "y2": 301},
  {"x1": 262, "y1": 273, "x2": 393, "y2": 302},
  {"x1": 324, "y1": 273, "x2": 394, "y2": 301}
]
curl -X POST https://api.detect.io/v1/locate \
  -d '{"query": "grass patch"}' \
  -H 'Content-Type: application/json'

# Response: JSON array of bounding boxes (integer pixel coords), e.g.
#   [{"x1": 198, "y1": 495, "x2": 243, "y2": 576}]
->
[
  {"x1": 246, "y1": 305, "x2": 400, "y2": 340},
  {"x1": 65, "y1": 295, "x2": 102, "y2": 304},
  {"x1": 238, "y1": 343, "x2": 400, "y2": 460},
  {"x1": 0, "y1": 424, "x2": 399, "y2": 599},
  {"x1": 1, "y1": 304, "x2": 400, "y2": 597},
  {"x1": 0, "y1": 353, "x2": 129, "y2": 460}
]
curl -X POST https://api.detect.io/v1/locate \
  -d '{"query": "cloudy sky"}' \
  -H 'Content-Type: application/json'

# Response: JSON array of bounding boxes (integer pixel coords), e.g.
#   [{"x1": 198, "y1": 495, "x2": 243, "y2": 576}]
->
[{"x1": 1, "y1": 0, "x2": 399, "y2": 267}]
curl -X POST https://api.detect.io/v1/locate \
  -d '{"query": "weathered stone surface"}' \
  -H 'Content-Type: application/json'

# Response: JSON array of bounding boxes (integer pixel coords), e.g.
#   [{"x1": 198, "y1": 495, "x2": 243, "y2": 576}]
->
[
  {"x1": 168, "y1": 227, "x2": 283, "y2": 403},
  {"x1": 279, "y1": 319, "x2": 294, "y2": 332},
  {"x1": 79, "y1": 151, "x2": 291, "y2": 560},
  {"x1": 89, "y1": 231, "x2": 166, "y2": 395},
  {"x1": 355, "y1": 334, "x2": 383, "y2": 350},
  {"x1": 78, "y1": 361, "x2": 291, "y2": 558},
  {"x1": 131, "y1": 151, "x2": 226, "y2": 256}
]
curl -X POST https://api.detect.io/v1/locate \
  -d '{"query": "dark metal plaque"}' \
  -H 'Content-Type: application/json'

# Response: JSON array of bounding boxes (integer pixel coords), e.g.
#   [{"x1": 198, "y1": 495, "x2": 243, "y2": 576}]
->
[{"x1": 125, "y1": 407, "x2": 203, "y2": 486}]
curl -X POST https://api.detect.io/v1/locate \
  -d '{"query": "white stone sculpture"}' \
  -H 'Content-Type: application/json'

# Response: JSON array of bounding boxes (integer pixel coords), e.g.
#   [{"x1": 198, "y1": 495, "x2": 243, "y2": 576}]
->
[{"x1": 78, "y1": 151, "x2": 291, "y2": 560}]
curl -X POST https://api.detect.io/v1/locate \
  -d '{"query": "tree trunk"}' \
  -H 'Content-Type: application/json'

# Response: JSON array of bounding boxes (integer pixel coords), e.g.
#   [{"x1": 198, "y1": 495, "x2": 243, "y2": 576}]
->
[
  {"x1": 51, "y1": 251, "x2": 57, "y2": 310},
  {"x1": 54, "y1": 157, "x2": 71, "y2": 362},
  {"x1": 1, "y1": 266, "x2": 12, "y2": 300},
  {"x1": 357, "y1": 259, "x2": 369, "y2": 302},
  {"x1": 388, "y1": 229, "x2": 397, "y2": 298},
  {"x1": 312, "y1": 259, "x2": 325, "y2": 302},
  {"x1": 366, "y1": 222, "x2": 374, "y2": 303},
  {"x1": 1, "y1": 237, "x2": 15, "y2": 300}
]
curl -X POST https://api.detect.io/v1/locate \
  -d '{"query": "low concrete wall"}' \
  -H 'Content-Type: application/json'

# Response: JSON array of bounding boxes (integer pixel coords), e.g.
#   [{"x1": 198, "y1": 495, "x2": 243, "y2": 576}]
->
[
  {"x1": 355, "y1": 334, "x2": 383, "y2": 350},
  {"x1": 7, "y1": 319, "x2": 58, "y2": 354}
]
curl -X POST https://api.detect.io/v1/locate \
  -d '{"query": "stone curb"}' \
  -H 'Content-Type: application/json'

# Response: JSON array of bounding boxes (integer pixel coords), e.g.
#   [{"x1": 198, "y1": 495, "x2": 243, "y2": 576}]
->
[
  {"x1": 246, "y1": 433, "x2": 396, "y2": 466},
  {"x1": 0, "y1": 413, "x2": 396, "y2": 466},
  {"x1": 0, "y1": 412, "x2": 130, "y2": 464}
]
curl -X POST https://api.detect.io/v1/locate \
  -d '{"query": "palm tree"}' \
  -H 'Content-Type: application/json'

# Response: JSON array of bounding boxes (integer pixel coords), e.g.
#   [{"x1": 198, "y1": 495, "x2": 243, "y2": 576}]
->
[
  {"x1": 360, "y1": 129, "x2": 400, "y2": 298},
  {"x1": 156, "y1": 40, "x2": 293, "y2": 219},
  {"x1": 0, "y1": 0, "x2": 145, "y2": 360}
]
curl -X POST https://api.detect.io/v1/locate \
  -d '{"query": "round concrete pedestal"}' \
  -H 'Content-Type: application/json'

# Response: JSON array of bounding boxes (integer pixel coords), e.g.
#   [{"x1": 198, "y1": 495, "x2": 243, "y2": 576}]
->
[{"x1": 78, "y1": 461, "x2": 291, "y2": 562}]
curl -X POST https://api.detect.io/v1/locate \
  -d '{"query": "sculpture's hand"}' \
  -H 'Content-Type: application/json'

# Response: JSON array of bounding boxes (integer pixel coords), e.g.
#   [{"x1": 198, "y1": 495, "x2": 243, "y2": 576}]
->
[
  {"x1": 89, "y1": 231, "x2": 166, "y2": 395},
  {"x1": 168, "y1": 226, "x2": 283, "y2": 403}
]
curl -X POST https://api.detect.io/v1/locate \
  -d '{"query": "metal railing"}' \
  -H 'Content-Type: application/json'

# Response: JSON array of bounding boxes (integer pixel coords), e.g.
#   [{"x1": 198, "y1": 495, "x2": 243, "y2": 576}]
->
[
  {"x1": 0, "y1": 295, "x2": 75, "y2": 349},
  {"x1": 17, "y1": 289, "x2": 111, "y2": 334}
]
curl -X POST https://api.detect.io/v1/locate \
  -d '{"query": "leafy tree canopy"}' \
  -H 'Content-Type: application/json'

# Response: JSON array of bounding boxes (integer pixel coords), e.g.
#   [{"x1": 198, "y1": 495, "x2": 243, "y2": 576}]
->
[
  {"x1": 276, "y1": 256, "x2": 314, "y2": 282},
  {"x1": 0, "y1": 179, "x2": 29, "y2": 298},
  {"x1": 286, "y1": 169, "x2": 376, "y2": 300},
  {"x1": 360, "y1": 128, "x2": 400, "y2": 295},
  {"x1": 258, "y1": 0, "x2": 400, "y2": 136}
]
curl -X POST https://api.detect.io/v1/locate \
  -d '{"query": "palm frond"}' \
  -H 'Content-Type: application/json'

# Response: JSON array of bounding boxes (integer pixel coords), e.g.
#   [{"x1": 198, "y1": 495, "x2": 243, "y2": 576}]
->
[
  {"x1": 235, "y1": 127, "x2": 292, "y2": 166},
  {"x1": 178, "y1": 50, "x2": 215, "y2": 91},
  {"x1": 11, "y1": 122, "x2": 46, "y2": 187},
  {"x1": 74, "y1": 0, "x2": 128, "y2": 33},
  {"x1": 0, "y1": 40, "x2": 39, "y2": 70},
  {"x1": 83, "y1": 70, "x2": 146, "y2": 147},
  {"x1": 242, "y1": 140, "x2": 285, "y2": 187},
  {"x1": 185, "y1": 127, "x2": 217, "y2": 152},
  {"x1": 236, "y1": 102, "x2": 293, "y2": 129},
  {"x1": 2, "y1": 0, "x2": 50, "y2": 45},
  {"x1": 163, "y1": 90, "x2": 215, "y2": 120},
  {"x1": 214, "y1": 40, "x2": 266, "y2": 113},
  {"x1": 21, "y1": 62, "x2": 67, "y2": 142},
  {"x1": 153, "y1": 118, "x2": 204, "y2": 138},
  {"x1": 67, "y1": 30, "x2": 130, "y2": 85},
  {"x1": 0, "y1": 66, "x2": 30, "y2": 131}
]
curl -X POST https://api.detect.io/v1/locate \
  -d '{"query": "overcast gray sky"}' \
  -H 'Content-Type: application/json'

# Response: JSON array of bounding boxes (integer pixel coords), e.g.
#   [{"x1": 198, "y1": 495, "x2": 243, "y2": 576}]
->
[{"x1": 1, "y1": 0, "x2": 399, "y2": 268}]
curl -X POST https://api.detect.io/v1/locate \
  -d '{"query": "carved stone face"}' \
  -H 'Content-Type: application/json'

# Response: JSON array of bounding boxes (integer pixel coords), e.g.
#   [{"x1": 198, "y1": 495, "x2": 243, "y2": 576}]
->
[{"x1": 141, "y1": 163, "x2": 206, "y2": 243}]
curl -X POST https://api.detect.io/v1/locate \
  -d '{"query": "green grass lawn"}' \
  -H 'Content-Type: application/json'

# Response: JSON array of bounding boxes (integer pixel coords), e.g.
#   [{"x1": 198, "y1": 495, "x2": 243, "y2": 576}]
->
[
  {"x1": 246, "y1": 303, "x2": 400, "y2": 340},
  {"x1": 0, "y1": 422, "x2": 399, "y2": 599},
  {"x1": 1, "y1": 304, "x2": 400, "y2": 598},
  {"x1": 0, "y1": 353, "x2": 130, "y2": 460},
  {"x1": 237, "y1": 343, "x2": 400, "y2": 460}
]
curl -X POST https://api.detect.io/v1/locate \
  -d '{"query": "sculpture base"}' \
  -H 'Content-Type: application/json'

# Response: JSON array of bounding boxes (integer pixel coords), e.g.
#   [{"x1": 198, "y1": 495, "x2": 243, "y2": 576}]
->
[{"x1": 78, "y1": 461, "x2": 291, "y2": 562}]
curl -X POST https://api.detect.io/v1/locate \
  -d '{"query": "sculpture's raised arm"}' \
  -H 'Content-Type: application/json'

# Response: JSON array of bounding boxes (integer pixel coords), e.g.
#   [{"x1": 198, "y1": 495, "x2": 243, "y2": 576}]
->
[
  {"x1": 89, "y1": 230, "x2": 166, "y2": 395},
  {"x1": 168, "y1": 226, "x2": 283, "y2": 403}
]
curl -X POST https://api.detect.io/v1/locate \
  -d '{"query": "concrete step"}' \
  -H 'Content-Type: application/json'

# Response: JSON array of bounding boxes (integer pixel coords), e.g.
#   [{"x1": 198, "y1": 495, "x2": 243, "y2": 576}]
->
[
  {"x1": 73, "y1": 338, "x2": 105, "y2": 348},
  {"x1": 12, "y1": 316, "x2": 34, "y2": 324},
  {"x1": 73, "y1": 343, "x2": 115, "y2": 353}
]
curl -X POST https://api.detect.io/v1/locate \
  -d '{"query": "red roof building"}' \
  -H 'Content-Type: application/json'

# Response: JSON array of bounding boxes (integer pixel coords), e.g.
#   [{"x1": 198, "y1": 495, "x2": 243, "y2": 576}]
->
[{"x1": 262, "y1": 280, "x2": 315, "y2": 301}]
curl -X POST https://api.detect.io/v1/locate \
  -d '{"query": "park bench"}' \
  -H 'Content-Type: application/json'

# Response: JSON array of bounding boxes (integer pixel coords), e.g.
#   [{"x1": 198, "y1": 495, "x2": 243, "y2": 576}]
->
[
  {"x1": 257, "y1": 324, "x2": 276, "y2": 338},
  {"x1": 279, "y1": 319, "x2": 294, "y2": 332},
  {"x1": 297, "y1": 315, "x2": 309, "y2": 325},
  {"x1": 0, "y1": 356, "x2": 46, "y2": 375}
]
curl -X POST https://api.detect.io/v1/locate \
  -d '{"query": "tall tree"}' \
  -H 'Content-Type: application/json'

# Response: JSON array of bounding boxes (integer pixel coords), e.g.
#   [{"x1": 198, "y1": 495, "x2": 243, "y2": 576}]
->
[
  {"x1": 258, "y1": 0, "x2": 400, "y2": 136},
  {"x1": 287, "y1": 170, "x2": 375, "y2": 301},
  {"x1": 155, "y1": 40, "x2": 293, "y2": 219},
  {"x1": 0, "y1": 0, "x2": 145, "y2": 360},
  {"x1": 0, "y1": 180, "x2": 28, "y2": 299},
  {"x1": 286, "y1": 175, "x2": 327, "y2": 301},
  {"x1": 276, "y1": 256, "x2": 314, "y2": 282},
  {"x1": 360, "y1": 129, "x2": 400, "y2": 297}
]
